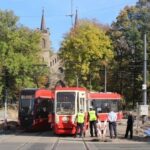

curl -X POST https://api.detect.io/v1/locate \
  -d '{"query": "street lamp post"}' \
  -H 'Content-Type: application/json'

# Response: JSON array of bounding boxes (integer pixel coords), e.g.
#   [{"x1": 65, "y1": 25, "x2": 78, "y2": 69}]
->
[
  {"x1": 131, "y1": 47, "x2": 135, "y2": 107},
  {"x1": 4, "y1": 88, "x2": 8, "y2": 130},
  {"x1": 76, "y1": 75, "x2": 79, "y2": 87},
  {"x1": 4, "y1": 69, "x2": 9, "y2": 131},
  {"x1": 143, "y1": 33, "x2": 147, "y2": 105},
  {"x1": 141, "y1": 33, "x2": 148, "y2": 124},
  {"x1": 104, "y1": 65, "x2": 107, "y2": 92}
]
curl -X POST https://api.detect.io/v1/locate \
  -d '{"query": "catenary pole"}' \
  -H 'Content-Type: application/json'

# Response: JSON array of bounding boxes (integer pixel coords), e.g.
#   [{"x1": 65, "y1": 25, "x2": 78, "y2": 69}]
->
[{"x1": 143, "y1": 33, "x2": 147, "y2": 105}]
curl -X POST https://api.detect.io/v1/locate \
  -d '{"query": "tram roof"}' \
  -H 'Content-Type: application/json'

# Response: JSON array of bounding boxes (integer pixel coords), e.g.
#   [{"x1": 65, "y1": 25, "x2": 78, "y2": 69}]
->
[
  {"x1": 20, "y1": 88, "x2": 38, "y2": 94},
  {"x1": 88, "y1": 92, "x2": 122, "y2": 100},
  {"x1": 35, "y1": 89, "x2": 54, "y2": 99},
  {"x1": 55, "y1": 86, "x2": 87, "y2": 91}
]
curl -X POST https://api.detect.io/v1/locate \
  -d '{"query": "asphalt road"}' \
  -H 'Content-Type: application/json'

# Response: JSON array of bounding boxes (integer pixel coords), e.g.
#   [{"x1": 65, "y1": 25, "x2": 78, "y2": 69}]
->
[{"x1": 0, "y1": 130, "x2": 150, "y2": 150}]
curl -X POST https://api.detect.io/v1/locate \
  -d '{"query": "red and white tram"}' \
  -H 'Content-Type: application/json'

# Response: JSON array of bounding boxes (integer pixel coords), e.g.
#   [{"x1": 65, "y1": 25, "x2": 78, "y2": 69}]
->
[
  {"x1": 88, "y1": 92, "x2": 123, "y2": 121},
  {"x1": 53, "y1": 87, "x2": 88, "y2": 135}
]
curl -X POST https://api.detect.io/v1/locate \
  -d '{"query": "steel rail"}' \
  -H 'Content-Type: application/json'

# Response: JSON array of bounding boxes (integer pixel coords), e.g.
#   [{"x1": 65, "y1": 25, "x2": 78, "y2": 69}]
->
[
  {"x1": 51, "y1": 137, "x2": 60, "y2": 150},
  {"x1": 82, "y1": 137, "x2": 90, "y2": 150},
  {"x1": 16, "y1": 131, "x2": 43, "y2": 150}
]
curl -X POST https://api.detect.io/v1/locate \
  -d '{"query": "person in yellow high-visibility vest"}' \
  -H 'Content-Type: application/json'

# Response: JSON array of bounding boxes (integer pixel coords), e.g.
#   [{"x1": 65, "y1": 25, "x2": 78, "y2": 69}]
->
[
  {"x1": 75, "y1": 109, "x2": 85, "y2": 137},
  {"x1": 88, "y1": 106, "x2": 98, "y2": 137}
]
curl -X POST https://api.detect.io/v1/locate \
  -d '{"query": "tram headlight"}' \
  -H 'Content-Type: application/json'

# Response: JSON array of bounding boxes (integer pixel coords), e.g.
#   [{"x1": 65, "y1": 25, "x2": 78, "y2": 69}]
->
[{"x1": 62, "y1": 116, "x2": 69, "y2": 123}]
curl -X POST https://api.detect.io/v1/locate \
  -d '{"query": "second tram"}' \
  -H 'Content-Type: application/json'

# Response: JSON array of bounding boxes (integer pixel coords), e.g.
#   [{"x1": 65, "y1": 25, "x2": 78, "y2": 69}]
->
[{"x1": 19, "y1": 88, "x2": 54, "y2": 130}]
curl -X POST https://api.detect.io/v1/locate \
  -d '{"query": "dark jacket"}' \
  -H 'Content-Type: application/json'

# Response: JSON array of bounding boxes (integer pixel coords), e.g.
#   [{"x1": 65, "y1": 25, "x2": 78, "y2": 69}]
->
[{"x1": 127, "y1": 114, "x2": 134, "y2": 126}]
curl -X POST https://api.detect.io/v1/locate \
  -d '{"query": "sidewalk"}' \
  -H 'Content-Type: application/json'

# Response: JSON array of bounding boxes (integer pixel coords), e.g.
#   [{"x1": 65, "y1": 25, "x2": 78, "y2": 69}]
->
[
  {"x1": 83, "y1": 119, "x2": 150, "y2": 143},
  {"x1": 0, "y1": 108, "x2": 18, "y2": 133}
]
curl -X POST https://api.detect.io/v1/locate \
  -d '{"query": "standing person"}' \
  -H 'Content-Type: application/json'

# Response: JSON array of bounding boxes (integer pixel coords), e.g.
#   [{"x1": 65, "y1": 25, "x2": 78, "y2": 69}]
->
[
  {"x1": 125, "y1": 111, "x2": 134, "y2": 139},
  {"x1": 75, "y1": 109, "x2": 85, "y2": 137},
  {"x1": 88, "y1": 106, "x2": 97, "y2": 137},
  {"x1": 108, "y1": 108, "x2": 117, "y2": 139}
]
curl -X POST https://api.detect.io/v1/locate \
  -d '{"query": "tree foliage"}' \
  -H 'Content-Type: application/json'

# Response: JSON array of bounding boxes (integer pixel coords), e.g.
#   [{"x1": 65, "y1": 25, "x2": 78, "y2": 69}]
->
[
  {"x1": 59, "y1": 20, "x2": 114, "y2": 90},
  {"x1": 0, "y1": 10, "x2": 48, "y2": 102},
  {"x1": 109, "y1": 0, "x2": 150, "y2": 106}
]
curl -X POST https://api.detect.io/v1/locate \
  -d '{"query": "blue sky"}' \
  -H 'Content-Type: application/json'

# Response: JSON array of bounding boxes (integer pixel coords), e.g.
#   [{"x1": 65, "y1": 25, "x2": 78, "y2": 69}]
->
[{"x1": 0, "y1": 0, "x2": 138, "y2": 51}]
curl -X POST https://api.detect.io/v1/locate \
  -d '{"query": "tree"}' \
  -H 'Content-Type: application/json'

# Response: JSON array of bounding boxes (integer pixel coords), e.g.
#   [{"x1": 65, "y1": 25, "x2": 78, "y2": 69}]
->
[
  {"x1": 59, "y1": 20, "x2": 114, "y2": 91},
  {"x1": 109, "y1": 0, "x2": 150, "y2": 106},
  {"x1": 0, "y1": 10, "x2": 48, "y2": 103}
]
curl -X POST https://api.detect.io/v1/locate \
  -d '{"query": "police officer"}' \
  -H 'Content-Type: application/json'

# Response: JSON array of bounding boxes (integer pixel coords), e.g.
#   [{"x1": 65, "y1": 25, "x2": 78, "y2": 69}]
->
[
  {"x1": 75, "y1": 109, "x2": 85, "y2": 137},
  {"x1": 88, "y1": 106, "x2": 97, "y2": 137}
]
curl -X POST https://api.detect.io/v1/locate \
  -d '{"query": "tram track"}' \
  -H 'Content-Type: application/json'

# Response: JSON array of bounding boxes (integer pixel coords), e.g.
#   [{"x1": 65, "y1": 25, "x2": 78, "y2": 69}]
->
[
  {"x1": 0, "y1": 129, "x2": 26, "y2": 143},
  {"x1": 15, "y1": 131, "x2": 44, "y2": 150},
  {"x1": 50, "y1": 136, "x2": 90, "y2": 150},
  {"x1": 51, "y1": 136, "x2": 60, "y2": 150},
  {"x1": 82, "y1": 137, "x2": 90, "y2": 150}
]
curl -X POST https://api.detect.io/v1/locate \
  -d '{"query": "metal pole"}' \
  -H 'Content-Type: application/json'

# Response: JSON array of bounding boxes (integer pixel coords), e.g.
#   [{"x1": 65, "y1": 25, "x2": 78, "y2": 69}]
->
[
  {"x1": 76, "y1": 75, "x2": 78, "y2": 87},
  {"x1": 104, "y1": 65, "x2": 107, "y2": 92},
  {"x1": 90, "y1": 73, "x2": 92, "y2": 91},
  {"x1": 71, "y1": 0, "x2": 73, "y2": 26},
  {"x1": 4, "y1": 88, "x2": 8, "y2": 129},
  {"x1": 143, "y1": 33, "x2": 147, "y2": 105}
]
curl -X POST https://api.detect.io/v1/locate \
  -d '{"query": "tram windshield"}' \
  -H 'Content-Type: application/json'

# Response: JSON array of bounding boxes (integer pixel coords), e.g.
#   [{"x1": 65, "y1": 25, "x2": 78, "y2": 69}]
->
[
  {"x1": 56, "y1": 92, "x2": 75, "y2": 115},
  {"x1": 20, "y1": 95, "x2": 34, "y2": 115},
  {"x1": 35, "y1": 98, "x2": 53, "y2": 118},
  {"x1": 92, "y1": 99, "x2": 119, "y2": 113}
]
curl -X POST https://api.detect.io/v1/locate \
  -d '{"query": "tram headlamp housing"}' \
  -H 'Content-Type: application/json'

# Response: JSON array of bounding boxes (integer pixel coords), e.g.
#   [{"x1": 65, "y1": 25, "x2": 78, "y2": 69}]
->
[{"x1": 62, "y1": 116, "x2": 69, "y2": 123}]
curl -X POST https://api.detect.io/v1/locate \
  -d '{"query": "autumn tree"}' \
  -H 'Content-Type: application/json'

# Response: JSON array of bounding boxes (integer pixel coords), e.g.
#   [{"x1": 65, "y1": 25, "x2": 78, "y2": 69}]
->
[{"x1": 59, "y1": 20, "x2": 114, "y2": 91}]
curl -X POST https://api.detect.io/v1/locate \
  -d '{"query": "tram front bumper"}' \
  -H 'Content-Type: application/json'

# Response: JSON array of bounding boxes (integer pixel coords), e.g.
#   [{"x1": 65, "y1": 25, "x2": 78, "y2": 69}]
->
[{"x1": 54, "y1": 123, "x2": 76, "y2": 134}]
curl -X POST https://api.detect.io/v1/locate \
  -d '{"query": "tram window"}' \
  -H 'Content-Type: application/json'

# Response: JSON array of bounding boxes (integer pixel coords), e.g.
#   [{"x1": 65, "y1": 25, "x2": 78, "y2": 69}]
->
[
  {"x1": 110, "y1": 101, "x2": 118, "y2": 112},
  {"x1": 36, "y1": 99, "x2": 49, "y2": 118},
  {"x1": 20, "y1": 98, "x2": 34, "y2": 115},
  {"x1": 97, "y1": 107, "x2": 102, "y2": 113},
  {"x1": 80, "y1": 98, "x2": 84, "y2": 111},
  {"x1": 86, "y1": 100, "x2": 88, "y2": 112},
  {"x1": 56, "y1": 92, "x2": 75, "y2": 115},
  {"x1": 61, "y1": 102, "x2": 72, "y2": 109},
  {"x1": 118, "y1": 101, "x2": 122, "y2": 110},
  {"x1": 91, "y1": 100, "x2": 96, "y2": 107},
  {"x1": 92, "y1": 99, "x2": 119, "y2": 113}
]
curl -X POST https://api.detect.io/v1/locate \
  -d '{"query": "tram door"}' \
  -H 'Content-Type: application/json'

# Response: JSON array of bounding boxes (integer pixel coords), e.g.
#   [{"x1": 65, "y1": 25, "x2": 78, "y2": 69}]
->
[{"x1": 77, "y1": 91, "x2": 87, "y2": 113}]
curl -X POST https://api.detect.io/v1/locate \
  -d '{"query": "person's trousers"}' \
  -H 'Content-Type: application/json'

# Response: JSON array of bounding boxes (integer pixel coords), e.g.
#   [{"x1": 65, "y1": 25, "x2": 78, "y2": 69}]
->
[
  {"x1": 90, "y1": 121, "x2": 97, "y2": 137},
  {"x1": 125, "y1": 125, "x2": 133, "y2": 139},
  {"x1": 109, "y1": 122, "x2": 117, "y2": 138},
  {"x1": 76, "y1": 123, "x2": 84, "y2": 137}
]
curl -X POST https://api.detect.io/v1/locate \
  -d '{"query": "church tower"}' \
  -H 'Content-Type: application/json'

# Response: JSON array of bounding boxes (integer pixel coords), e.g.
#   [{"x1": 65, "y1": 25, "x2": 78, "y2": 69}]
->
[
  {"x1": 38, "y1": 9, "x2": 65, "y2": 88},
  {"x1": 39, "y1": 9, "x2": 51, "y2": 67}
]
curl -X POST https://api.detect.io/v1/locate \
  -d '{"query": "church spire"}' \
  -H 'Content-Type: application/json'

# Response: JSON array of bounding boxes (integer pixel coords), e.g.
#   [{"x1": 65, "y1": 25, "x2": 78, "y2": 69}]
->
[
  {"x1": 74, "y1": 9, "x2": 78, "y2": 28},
  {"x1": 40, "y1": 8, "x2": 46, "y2": 31}
]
